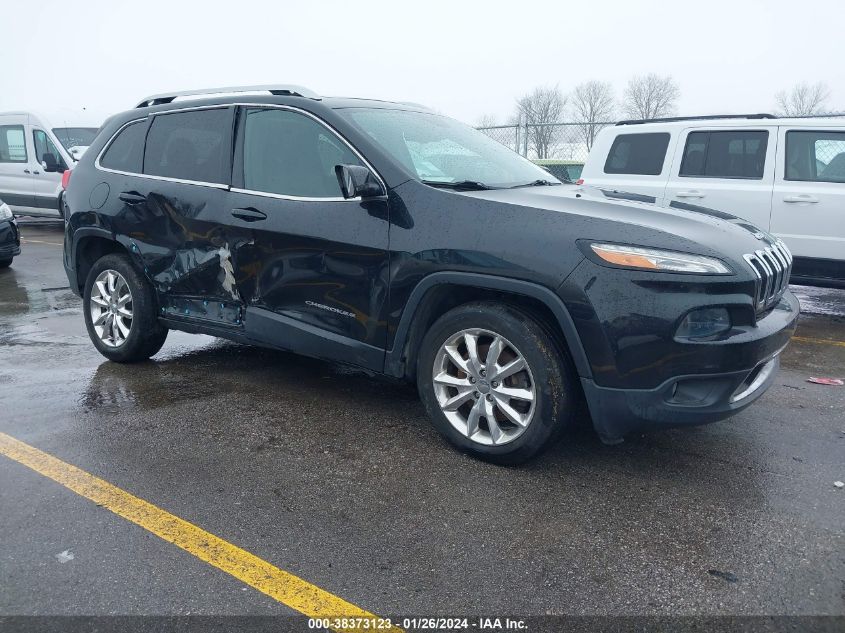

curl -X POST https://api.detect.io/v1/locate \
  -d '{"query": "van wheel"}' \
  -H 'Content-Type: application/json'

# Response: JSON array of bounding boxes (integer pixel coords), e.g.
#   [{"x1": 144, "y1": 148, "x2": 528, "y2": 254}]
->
[
  {"x1": 83, "y1": 253, "x2": 168, "y2": 362},
  {"x1": 0, "y1": 258, "x2": 12, "y2": 269},
  {"x1": 417, "y1": 302, "x2": 578, "y2": 464}
]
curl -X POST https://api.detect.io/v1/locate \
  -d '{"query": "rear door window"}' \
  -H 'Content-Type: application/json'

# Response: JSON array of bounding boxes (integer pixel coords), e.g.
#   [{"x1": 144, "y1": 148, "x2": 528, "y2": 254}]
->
[
  {"x1": 0, "y1": 125, "x2": 27, "y2": 163},
  {"x1": 785, "y1": 130, "x2": 845, "y2": 183},
  {"x1": 679, "y1": 130, "x2": 768, "y2": 179},
  {"x1": 143, "y1": 108, "x2": 232, "y2": 184},
  {"x1": 100, "y1": 120, "x2": 147, "y2": 173},
  {"x1": 603, "y1": 133, "x2": 670, "y2": 175}
]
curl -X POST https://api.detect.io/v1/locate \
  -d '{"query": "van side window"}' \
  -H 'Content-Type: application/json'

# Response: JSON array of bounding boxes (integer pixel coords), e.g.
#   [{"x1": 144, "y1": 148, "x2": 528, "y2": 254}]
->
[
  {"x1": 785, "y1": 130, "x2": 845, "y2": 183},
  {"x1": 0, "y1": 125, "x2": 27, "y2": 163},
  {"x1": 603, "y1": 133, "x2": 670, "y2": 176},
  {"x1": 32, "y1": 129, "x2": 67, "y2": 170},
  {"x1": 679, "y1": 130, "x2": 768, "y2": 179},
  {"x1": 100, "y1": 120, "x2": 147, "y2": 173},
  {"x1": 143, "y1": 109, "x2": 230, "y2": 184},
  {"x1": 239, "y1": 108, "x2": 362, "y2": 198}
]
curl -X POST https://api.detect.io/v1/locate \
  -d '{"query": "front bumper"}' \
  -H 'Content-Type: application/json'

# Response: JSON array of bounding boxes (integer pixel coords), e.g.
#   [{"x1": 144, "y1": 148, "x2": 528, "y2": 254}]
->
[
  {"x1": 581, "y1": 290, "x2": 799, "y2": 443},
  {"x1": 0, "y1": 220, "x2": 21, "y2": 259}
]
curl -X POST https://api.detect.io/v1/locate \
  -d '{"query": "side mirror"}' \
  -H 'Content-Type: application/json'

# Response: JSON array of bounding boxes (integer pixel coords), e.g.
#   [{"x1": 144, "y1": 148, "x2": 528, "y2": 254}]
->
[
  {"x1": 335, "y1": 164, "x2": 384, "y2": 199},
  {"x1": 42, "y1": 152, "x2": 63, "y2": 173}
]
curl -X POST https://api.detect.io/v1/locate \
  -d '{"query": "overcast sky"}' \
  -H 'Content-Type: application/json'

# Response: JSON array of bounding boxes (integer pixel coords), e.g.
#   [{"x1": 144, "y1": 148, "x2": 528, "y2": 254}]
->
[{"x1": 2, "y1": 0, "x2": 842, "y2": 127}]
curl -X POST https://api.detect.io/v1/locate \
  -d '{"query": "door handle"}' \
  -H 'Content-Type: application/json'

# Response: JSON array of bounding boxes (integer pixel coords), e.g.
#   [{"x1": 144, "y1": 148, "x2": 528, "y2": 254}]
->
[
  {"x1": 23, "y1": 168, "x2": 31, "y2": 174},
  {"x1": 231, "y1": 207, "x2": 267, "y2": 222},
  {"x1": 676, "y1": 190, "x2": 705, "y2": 199},
  {"x1": 783, "y1": 195, "x2": 819, "y2": 204},
  {"x1": 119, "y1": 191, "x2": 147, "y2": 205}
]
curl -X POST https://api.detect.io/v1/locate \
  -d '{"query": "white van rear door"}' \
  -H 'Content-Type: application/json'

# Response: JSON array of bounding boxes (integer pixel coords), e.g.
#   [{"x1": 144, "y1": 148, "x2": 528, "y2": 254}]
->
[
  {"x1": 663, "y1": 126, "x2": 776, "y2": 230},
  {"x1": 771, "y1": 126, "x2": 845, "y2": 265}
]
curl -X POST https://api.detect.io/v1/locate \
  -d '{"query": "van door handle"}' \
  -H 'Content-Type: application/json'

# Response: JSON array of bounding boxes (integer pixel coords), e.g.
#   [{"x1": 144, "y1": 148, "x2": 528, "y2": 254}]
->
[
  {"x1": 783, "y1": 195, "x2": 819, "y2": 204},
  {"x1": 231, "y1": 207, "x2": 267, "y2": 222},
  {"x1": 23, "y1": 168, "x2": 31, "y2": 174},
  {"x1": 119, "y1": 191, "x2": 147, "y2": 205},
  {"x1": 676, "y1": 190, "x2": 704, "y2": 199}
]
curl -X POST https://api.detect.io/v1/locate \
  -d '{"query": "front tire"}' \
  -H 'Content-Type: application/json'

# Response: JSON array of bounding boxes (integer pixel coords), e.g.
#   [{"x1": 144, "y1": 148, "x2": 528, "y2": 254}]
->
[
  {"x1": 0, "y1": 258, "x2": 12, "y2": 269},
  {"x1": 83, "y1": 253, "x2": 168, "y2": 362},
  {"x1": 417, "y1": 302, "x2": 579, "y2": 464}
]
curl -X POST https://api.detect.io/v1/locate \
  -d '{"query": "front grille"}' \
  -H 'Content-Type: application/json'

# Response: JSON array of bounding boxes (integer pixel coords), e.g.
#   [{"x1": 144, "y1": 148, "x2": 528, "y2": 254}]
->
[{"x1": 743, "y1": 240, "x2": 792, "y2": 313}]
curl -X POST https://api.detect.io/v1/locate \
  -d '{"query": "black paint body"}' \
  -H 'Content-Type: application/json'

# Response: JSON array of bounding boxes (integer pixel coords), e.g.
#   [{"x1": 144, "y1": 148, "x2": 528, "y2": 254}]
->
[{"x1": 62, "y1": 95, "x2": 799, "y2": 441}]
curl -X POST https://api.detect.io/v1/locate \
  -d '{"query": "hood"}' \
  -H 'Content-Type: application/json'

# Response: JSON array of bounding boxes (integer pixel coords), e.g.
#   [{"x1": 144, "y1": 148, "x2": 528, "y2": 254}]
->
[{"x1": 457, "y1": 183, "x2": 779, "y2": 266}]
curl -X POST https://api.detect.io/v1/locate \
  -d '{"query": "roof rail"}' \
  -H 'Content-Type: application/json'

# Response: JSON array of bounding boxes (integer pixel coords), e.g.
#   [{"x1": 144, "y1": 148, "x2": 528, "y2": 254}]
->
[
  {"x1": 616, "y1": 113, "x2": 776, "y2": 126},
  {"x1": 135, "y1": 84, "x2": 321, "y2": 108}
]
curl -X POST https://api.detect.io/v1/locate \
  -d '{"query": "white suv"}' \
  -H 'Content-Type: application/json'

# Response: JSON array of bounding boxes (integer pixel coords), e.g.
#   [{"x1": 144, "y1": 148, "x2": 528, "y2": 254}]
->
[{"x1": 579, "y1": 115, "x2": 845, "y2": 287}]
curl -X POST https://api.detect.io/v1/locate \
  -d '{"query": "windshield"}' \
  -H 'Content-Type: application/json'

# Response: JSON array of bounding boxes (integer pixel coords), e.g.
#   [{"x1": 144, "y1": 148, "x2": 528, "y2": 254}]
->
[
  {"x1": 52, "y1": 127, "x2": 99, "y2": 151},
  {"x1": 338, "y1": 108, "x2": 559, "y2": 188}
]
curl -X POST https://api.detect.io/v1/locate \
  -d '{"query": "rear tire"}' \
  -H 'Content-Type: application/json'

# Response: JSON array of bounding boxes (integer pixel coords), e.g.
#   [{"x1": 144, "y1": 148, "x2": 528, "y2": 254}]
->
[
  {"x1": 83, "y1": 253, "x2": 168, "y2": 362},
  {"x1": 417, "y1": 301, "x2": 579, "y2": 464},
  {"x1": 0, "y1": 258, "x2": 12, "y2": 269}
]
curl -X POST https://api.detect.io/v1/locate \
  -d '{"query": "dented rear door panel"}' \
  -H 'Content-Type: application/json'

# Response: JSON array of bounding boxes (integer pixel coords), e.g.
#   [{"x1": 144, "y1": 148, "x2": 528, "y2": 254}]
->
[{"x1": 121, "y1": 179, "x2": 256, "y2": 328}]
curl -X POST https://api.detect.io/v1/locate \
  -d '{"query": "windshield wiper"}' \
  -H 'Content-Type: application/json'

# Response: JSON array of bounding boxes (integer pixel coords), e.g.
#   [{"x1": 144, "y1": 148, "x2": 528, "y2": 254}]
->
[
  {"x1": 509, "y1": 179, "x2": 564, "y2": 188},
  {"x1": 422, "y1": 180, "x2": 494, "y2": 191}
]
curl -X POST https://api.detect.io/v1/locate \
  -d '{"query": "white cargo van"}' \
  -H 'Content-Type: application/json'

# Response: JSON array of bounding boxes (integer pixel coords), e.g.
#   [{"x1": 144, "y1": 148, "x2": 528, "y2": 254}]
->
[
  {"x1": 0, "y1": 112, "x2": 99, "y2": 217},
  {"x1": 579, "y1": 115, "x2": 845, "y2": 287}
]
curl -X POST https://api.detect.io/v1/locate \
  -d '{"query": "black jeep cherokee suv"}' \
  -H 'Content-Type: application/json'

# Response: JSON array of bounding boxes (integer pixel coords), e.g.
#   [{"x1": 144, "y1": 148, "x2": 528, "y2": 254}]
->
[{"x1": 62, "y1": 85, "x2": 799, "y2": 463}]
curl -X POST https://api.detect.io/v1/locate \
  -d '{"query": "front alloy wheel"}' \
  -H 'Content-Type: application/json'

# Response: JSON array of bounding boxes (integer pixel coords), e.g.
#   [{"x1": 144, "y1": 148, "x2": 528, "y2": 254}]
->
[
  {"x1": 418, "y1": 302, "x2": 578, "y2": 464},
  {"x1": 89, "y1": 269, "x2": 133, "y2": 347},
  {"x1": 433, "y1": 328, "x2": 536, "y2": 446}
]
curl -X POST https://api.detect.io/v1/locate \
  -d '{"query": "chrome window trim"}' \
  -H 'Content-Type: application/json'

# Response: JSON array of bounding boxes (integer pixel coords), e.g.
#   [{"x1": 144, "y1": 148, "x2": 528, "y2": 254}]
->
[
  {"x1": 230, "y1": 187, "x2": 352, "y2": 203},
  {"x1": 93, "y1": 103, "x2": 386, "y2": 199}
]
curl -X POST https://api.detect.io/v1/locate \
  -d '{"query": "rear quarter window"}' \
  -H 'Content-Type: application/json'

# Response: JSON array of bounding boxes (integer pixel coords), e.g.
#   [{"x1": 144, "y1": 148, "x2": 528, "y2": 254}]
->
[
  {"x1": 785, "y1": 130, "x2": 845, "y2": 183},
  {"x1": 99, "y1": 120, "x2": 147, "y2": 173},
  {"x1": 603, "y1": 132, "x2": 670, "y2": 176}
]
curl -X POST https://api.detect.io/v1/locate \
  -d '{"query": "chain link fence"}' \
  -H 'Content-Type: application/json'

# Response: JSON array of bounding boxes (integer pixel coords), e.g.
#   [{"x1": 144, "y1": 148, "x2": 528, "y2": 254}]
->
[
  {"x1": 478, "y1": 112, "x2": 845, "y2": 173},
  {"x1": 476, "y1": 121, "x2": 615, "y2": 163}
]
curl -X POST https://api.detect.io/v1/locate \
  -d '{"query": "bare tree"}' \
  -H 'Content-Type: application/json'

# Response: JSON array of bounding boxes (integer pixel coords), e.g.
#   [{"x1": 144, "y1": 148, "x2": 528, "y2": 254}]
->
[
  {"x1": 476, "y1": 114, "x2": 499, "y2": 128},
  {"x1": 571, "y1": 80, "x2": 616, "y2": 150},
  {"x1": 775, "y1": 82, "x2": 831, "y2": 116},
  {"x1": 622, "y1": 74, "x2": 680, "y2": 120},
  {"x1": 516, "y1": 85, "x2": 567, "y2": 158}
]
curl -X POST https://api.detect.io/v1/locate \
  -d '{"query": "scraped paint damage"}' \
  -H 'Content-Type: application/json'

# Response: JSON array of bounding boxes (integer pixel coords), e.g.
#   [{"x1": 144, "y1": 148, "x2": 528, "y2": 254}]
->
[{"x1": 217, "y1": 244, "x2": 239, "y2": 301}]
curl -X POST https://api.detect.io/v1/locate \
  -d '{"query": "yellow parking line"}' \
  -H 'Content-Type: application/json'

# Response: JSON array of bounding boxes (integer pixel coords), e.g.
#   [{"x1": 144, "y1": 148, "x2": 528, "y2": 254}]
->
[
  {"x1": 20, "y1": 239, "x2": 63, "y2": 246},
  {"x1": 0, "y1": 432, "x2": 394, "y2": 632},
  {"x1": 792, "y1": 335, "x2": 845, "y2": 348}
]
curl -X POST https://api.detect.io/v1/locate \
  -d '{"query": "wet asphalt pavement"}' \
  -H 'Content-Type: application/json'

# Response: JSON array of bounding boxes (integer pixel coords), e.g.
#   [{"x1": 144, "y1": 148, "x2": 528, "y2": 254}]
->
[{"x1": 0, "y1": 222, "x2": 843, "y2": 620}]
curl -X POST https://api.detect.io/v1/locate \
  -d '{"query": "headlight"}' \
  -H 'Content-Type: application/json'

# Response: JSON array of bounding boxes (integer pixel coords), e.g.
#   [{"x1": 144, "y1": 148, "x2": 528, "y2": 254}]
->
[
  {"x1": 676, "y1": 307, "x2": 732, "y2": 339},
  {"x1": 0, "y1": 203, "x2": 12, "y2": 222},
  {"x1": 589, "y1": 243, "x2": 731, "y2": 274}
]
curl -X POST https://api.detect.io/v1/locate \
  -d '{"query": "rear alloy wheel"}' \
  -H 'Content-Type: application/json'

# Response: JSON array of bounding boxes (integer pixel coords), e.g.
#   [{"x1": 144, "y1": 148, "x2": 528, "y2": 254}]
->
[
  {"x1": 418, "y1": 302, "x2": 579, "y2": 464},
  {"x1": 89, "y1": 269, "x2": 134, "y2": 348},
  {"x1": 83, "y1": 253, "x2": 168, "y2": 362}
]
